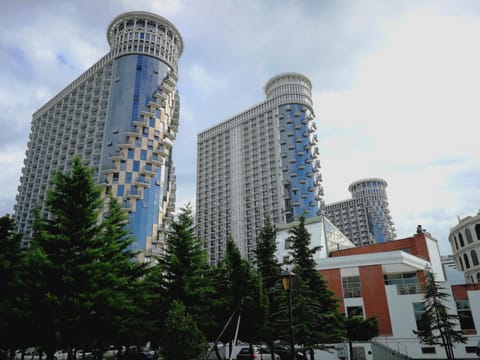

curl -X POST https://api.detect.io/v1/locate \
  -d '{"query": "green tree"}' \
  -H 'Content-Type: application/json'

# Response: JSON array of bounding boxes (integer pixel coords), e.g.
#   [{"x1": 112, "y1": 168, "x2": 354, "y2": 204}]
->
[
  {"x1": 255, "y1": 219, "x2": 283, "y2": 353},
  {"x1": 161, "y1": 300, "x2": 207, "y2": 360},
  {"x1": 0, "y1": 215, "x2": 28, "y2": 353},
  {"x1": 287, "y1": 215, "x2": 345, "y2": 358},
  {"x1": 345, "y1": 316, "x2": 379, "y2": 360},
  {"x1": 27, "y1": 157, "x2": 149, "y2": 358},
  {"x1": 413, "y1": 270, "x2": 466, "y2": 360},
  {"x1": 214, "y1": 239, "x2": 268, "y2": 354},
  {"x1": 155, "y1": 204, "x2": 215, "y2": 351}
]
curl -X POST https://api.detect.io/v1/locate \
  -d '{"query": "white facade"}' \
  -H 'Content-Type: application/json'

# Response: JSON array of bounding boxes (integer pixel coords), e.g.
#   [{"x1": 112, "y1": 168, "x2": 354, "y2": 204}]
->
[
  {"x1": 449, "y1": 212, "x2": 480, "y2": 284},
  {"x1": 325, "y1": 178, "x2": 396, "y2": 246},
  {"x1": 196, "y1": 73, "x2": 324, "y2": 265}
]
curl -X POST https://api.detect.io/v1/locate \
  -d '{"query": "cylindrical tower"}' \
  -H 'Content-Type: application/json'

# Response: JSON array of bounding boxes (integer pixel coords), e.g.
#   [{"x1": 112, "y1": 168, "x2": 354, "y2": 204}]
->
[
  {"x1": 107, "y1": 11, "x2": 183, "y2": 73},
  {"x1": 268, "y1": 73, "x2": 323, "y2": 222},
  {"x1": 14, "y1": 11, "x2": 183, "y2": 262},
  {"x1": 449, "y1": 212, "x2": 480, "y2": 284},
  {"x1": 348, "y1": 178, "x2": 396, "y2": 243}
]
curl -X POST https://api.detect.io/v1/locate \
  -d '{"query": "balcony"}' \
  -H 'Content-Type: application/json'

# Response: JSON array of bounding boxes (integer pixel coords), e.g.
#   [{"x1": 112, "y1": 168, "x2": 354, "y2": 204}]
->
[{"x1": 396, "y1": 284, "x2": 421, "y2": 295}]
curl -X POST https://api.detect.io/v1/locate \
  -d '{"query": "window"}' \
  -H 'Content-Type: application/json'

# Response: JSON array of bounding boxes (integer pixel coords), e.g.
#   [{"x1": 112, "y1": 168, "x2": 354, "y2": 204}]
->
[
  {"x1": 347, "y1": 306, "x2": 364, "y2": 318},
  {"x1": 466, "y1": 228, "x2": 473, "y2": 243},
  {"x1": 413, "y1": 302, "x2": 425, "y2": 329},
  {"x1": 342, "y1": 276, "x2": 361, "y2": 298},
  {"x1": 475, "y1": 224, "x2": 480, "y2": 240},
  {"x1": 459, "y1": 232, "x2": 465, "y2": 247},
  {"x1": 385, "y1": 272, "x2": 420, "y2": 294},
  {"x1": 464, "y1": 253, "x2": 471, "y2": 269},
  {"x1": 117, "y1": 185, "x2": 124, "y2": 197},
  {"x1": 421, "y1": 347, "x2": 436, "y2": 354},
  {"x1": 133, "y1": 160, "x2": 140, "y2": 171},
  {"x1": 125, "y1": 173, "x2": 132, "y2": 184},
  {"x1": 128, "y1": 148, "x2": 134, "y2": 159},
  {"x1": 456, "y1": 300, "x2": 475, "y2": 332},
  {"x1": 472, "y1": 250, "x2": 479, "y2": 266},
  {"x1": 140, "y1": 150, "x2": 147, "y2": 160}
]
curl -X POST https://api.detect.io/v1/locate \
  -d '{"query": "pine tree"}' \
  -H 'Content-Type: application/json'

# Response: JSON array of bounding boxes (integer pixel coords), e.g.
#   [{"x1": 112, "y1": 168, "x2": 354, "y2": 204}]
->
[
  {"x1": 0, "y1": 215, "x2": 28, "y2": 352},
  {"x1": 156, "y1": 204, "x2": 215, "y2": 350},
  {"x1": 255, "y1": 219, "x2": 283, "y2": 352},
  {"x1": 413, "y1": 270, "x2": 466, "y2": 360},
  {"x1": 27, "y1": 157, "x2": 149, "y2": 357},
  {"x1": 287, "y1": 215, "x2": 345, "y2": 358},
  {"x1": 161, "y1": 300, "x2": 207, "y2": 360}
]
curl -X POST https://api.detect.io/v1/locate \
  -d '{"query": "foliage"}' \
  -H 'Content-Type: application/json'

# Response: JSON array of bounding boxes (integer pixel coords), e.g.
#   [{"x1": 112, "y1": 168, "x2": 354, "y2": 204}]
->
[
  {"x1": 286, "y1": 215, "x2": 345, "y2": 352},
  {"x1": 25, "y1": 157, "x2": 149, "y2": 356},
  {"x1": 161, "y1": 300, "x2": 208, "y2": 360},
  {"x1": 215, "y1": 238, "x2": 268, "y2": 345},
  {"x1": 413, "y1": 271, "x2": 467, "y2": 360},
  {"x1": 345, "y1": 316, "x2": 379, "y2": 360},
  {"x1": 255, "y1": 219, "x2": 283, "y2": 346},
  {"x1": 155, "y1": 204, "x2": 216, "y2": 347},
  {"x1": 0, "y1": 215, "x2": 29, "y2": 351}
]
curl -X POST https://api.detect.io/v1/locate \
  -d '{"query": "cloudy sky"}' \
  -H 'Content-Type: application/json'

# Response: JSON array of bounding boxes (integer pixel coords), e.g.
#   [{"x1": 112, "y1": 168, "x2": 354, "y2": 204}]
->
[{"x1": 1, "y1": 0, "x2": 479, "y2": 255}]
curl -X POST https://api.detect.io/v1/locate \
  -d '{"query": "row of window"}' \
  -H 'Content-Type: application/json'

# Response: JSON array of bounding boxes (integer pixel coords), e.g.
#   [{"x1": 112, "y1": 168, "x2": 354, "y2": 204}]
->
[
  {"x1": 457, "y1": 249, "x2": 480, "y2": 271},
  {"x1": 452, "y1": 224, "x2": 480, "y2": 250}
]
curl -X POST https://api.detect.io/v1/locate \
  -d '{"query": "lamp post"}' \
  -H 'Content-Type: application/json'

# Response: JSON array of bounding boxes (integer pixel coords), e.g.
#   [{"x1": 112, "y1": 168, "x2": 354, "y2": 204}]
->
[{"x1": 280, "y1": 269, "x2": 296, "y2": 360}]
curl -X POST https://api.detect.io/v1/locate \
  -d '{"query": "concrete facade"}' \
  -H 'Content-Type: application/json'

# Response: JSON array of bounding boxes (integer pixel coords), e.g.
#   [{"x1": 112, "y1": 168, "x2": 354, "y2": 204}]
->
[
  {"x1": 196, "y1": 73, "x2": 324, "y2": 265},
  {"x1": 325, "y1": 178, "x2": 396, "y2": 246}
]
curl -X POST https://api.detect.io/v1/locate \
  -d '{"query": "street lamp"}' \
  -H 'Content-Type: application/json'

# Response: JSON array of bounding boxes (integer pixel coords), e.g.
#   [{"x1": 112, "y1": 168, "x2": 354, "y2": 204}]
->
[{"x1": 280, "y1": 269, "x2": 296, "y2": 360}]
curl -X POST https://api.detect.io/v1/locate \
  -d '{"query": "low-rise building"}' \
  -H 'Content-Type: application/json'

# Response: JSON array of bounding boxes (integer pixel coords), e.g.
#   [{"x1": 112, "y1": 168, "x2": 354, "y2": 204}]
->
[{"x1": 276, "y1": 221, "x2": 480, "y2": 359}]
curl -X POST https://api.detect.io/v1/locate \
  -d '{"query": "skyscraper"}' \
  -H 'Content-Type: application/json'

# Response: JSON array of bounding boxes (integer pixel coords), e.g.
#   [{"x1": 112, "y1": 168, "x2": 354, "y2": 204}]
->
[
  {"x1": 14, "y1": 11, "x2": 183, "y2": 262},
  {"x1": 196, "y1": 73, "x2": 324, "y2": 264},
  {"x1": 324, "y1": 178, "x2": 396, "y2": 246}
]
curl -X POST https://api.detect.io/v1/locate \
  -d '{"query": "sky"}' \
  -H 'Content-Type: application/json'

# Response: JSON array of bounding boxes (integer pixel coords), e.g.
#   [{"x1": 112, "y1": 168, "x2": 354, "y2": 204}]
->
[{"x1": 1, "y1": 0, "x2": 479, "y2": 255}]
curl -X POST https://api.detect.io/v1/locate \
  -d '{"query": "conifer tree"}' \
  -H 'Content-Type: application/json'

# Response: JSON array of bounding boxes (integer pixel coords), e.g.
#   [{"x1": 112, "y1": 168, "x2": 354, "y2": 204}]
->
[
  {"x1": 155, "y1": 204, "x2": 215, "y2": 351},
  {"x1": 162, "y1": 300, "x2": 208, "y2": 360},
  {"x1": 0, "y1": 215, "x2": 28, "y2": 352},
  {"x1": 287, "y1": 215, "x2": 345, "y2": 358},
  {"x1": 27, "y1": 157, "x2": 149, "y2": 357},
  {"x1": 255, "y1": 219, "x2": 283, "y2": 351},
  {"x1": 413, "y1": 270, "x2": 466, "y2": 360}
]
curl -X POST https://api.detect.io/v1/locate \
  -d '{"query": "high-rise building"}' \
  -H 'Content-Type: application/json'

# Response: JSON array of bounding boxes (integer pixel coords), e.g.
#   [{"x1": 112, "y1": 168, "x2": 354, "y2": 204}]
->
[
  {"x1": 14, "y1": 11, "x2": 183, "y2": 262},
  {"x1": 196, "y1": 73, "x2": 324, "y2": 265},
  {"x1": 324, "y1": 178, "x2": 396, "y2": 246},
  {"x1": 449, "y1": 211, "x2": 480, "y2": 284}
]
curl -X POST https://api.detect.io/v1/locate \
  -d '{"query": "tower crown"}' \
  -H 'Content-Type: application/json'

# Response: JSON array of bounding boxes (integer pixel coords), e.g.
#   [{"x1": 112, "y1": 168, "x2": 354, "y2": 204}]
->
[
  {"x1": 107, "y1": 11, "x2": 183, "y2": 72},
  {"x1": 264, "y1": 72, "x2": 312, "y2": 105}
]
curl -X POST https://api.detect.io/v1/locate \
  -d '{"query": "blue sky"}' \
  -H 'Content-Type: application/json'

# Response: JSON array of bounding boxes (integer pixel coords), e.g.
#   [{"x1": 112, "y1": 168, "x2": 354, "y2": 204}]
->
[{"x1": 1, "y1": 0, "x2": 479, "y2": 255}]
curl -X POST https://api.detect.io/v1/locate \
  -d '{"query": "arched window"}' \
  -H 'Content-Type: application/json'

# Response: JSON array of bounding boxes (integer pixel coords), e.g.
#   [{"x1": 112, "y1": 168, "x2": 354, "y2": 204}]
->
[
  {"x1": 475, "y1": 224, "x2": 480, "y2": 240},
  {"x1": 458, "y1": 232, "x2": 465, "y2": 247},
  {"x1": 465, "y1": 228, "x2": 473, "y2": 243},
  {"x1": 136, "y1": 19, "x2": 145, "y2": 28},
  {"x1": 464, "y1": 253, "x2": 470, "y2": 269},
  {"x1": 459, "y1": 257, "x2": 464, "y2": 271},
  {"x1": 454, "y1": 236, "x2": 459, "y2": 250},
  {"x1": 471, "y1": 250, "x2": 479, "y2": 266},
  {"x1": 476, "y1": 272, "x2": 480, "y2": 283}
]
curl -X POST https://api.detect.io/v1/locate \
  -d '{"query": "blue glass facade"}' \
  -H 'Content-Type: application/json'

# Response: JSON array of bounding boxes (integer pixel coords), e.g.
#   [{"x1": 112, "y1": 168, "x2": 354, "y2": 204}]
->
[{"x1": 279, "y1": 103, "x2": 320, "y2": 221}]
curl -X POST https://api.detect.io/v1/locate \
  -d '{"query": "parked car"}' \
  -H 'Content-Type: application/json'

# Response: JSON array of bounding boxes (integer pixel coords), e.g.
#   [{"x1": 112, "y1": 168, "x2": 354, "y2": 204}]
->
[
  {"x1": 54, "y1": 350, "x2": 68, "y2": 360},
  {"x1": 15, "y1": 349, "x2": 46, "y2": 360},
  {"x1": 236, "y1": 347, "x2": 281, "y2": 360},
  {"x1": 267, "y1": 345, "x2": 307, "y2": 360}
]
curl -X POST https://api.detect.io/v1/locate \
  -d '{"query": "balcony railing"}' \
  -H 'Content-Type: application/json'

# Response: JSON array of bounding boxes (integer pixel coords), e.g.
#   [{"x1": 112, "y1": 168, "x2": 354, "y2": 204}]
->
[{"x1": 396, "y1": 284, "x2": 421, "y2": 295}]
